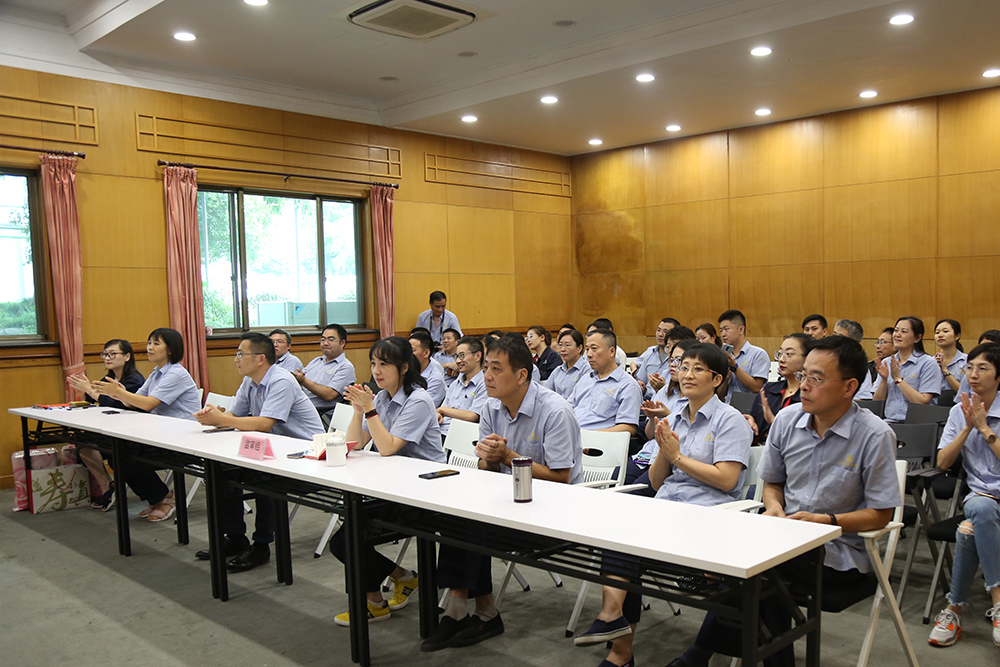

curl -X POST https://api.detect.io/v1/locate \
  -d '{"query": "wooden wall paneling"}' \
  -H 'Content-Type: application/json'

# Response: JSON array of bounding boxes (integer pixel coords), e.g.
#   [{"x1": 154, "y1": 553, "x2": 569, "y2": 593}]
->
[
  {"x1": 449, "y1": 274, "x2": 516, "y2": 330},
  {"x1": 643, "y1": 132, "x2": 729, "y2": 206},
  {"x1": 394, "y1": 272, "x2": 451, "y2": 334},
  {"x1": 81, "y1": 267, "x2": 170, "y2": 346},
  {"x1": 938, "y1": 171, "x2": 1000, "y2": 257},
  {"x1": 939, "y1": 87, "x2": 1000, "y2": 175},
  {"x1": 91, "y1": 82, "x2": 152, "y2": 179},
  {"x1": 823, "y1": 178, "x2": 937, "y2": 263},
  {"x1": 78, "y1": 175, "x2": 167, "y2": 269},
  {"x1": 369, "y1": 127, "x2": 446, "y2": 204},
  {"x1": 513, "y1": 212, "x2": 572, "y2": 274},
  {"x1": 392, "y1": 201, "x2": 449, "y2": 273},
  {"x1": 281, "y1": 110, "x2": 370, "y2": 147},
  {"x1": 823, "y1": 259, "x2": 938, "y2": 341},
  {"x1": 571, "y1": 146, "x2": 645, "y2": 214},
  {"x1": 645, "y1": 200, "x2": 729, "y2": 271},
  {"x1": 730, "y1": 264, "x2": 826, "y2": 339},
  {"x1": 182, "y1": 95, "x2": 284, "y2": 132},
  {"x1": 0, "y1": 365, "x2": 67, "y2": 485},
  {"x1": 730, "y1": 189, "x2": 823, "y2": 267},
  {"x1": 512, "y1": 192, "x2": 571, "y2": 215},
  {"x1": 445, "y1": 184, "x2": 514, "y2": 210},
  {"x1": 576, "y1": 271, "x2": 647, "y2": 340},
  {"x1": 823, "y1": 98, "x2": 938, "y2": 187},
  {"x1": 441, "y1": 138, "x2": 514, "y2": 209},
  {"x1": 644, "y1": 268, "x2": 730, "y2": 335},
  {"x1": 206, "y1": 355, "x2": 242, "y2": 397},
  {"x1": 0, "y1": 66, "x2": 40, "y2": 98},
  {"x1": 447, "y1": 206, "x2": 515, "y2": 274},
  {"x1": 33, "y1": 74, "x2": 99, "y2": 147},
  {"x1": 344, "y1": 348, "x2": 370, "y2": 381},
  {"x1": 514, "y1": 272, "x2": 573, "y2": 329},
  {"x1": 937, "y1": 257, "x2": 1000, "y2": 337},
  {"x1": 574, "y1": 208, "x2": 645, "y2": 276},
  {"x1": 729, "y1": 119, "x2": 823, "y2": 197}
]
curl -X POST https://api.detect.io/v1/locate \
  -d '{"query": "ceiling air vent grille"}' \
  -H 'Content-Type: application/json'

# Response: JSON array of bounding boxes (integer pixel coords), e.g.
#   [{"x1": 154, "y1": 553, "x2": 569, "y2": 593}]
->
[{"x1": 349, "y1": 0, "x2": 476, "y2": 40}]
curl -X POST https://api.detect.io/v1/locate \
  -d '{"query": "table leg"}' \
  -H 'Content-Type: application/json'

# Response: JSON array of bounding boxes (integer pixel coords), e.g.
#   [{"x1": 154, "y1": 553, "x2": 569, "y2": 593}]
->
[
  {"x1": 206, "y1": 460, "x2": 228, "y2": 602},
  {"x1": 416, "y1": 537, "x2": 438, "y2": 639},
  {"x1": 174, "y1": 471, "x2": 189, "y2": 545},
  {"x1": 740, "y1": 575, "x2": 760, "y2": 666},
  {"x1": 111, "y1": 438, "x2": 132, "y2": 557},
  {"x1": 344, "y1": 491, "x2": 370, "y2": 666},
  {"x1": 274, "y1": 498, "x2": 293, "y2": 585},
  {"x1": 805, "y1": 547, "x2": 823, "y2": 667}
]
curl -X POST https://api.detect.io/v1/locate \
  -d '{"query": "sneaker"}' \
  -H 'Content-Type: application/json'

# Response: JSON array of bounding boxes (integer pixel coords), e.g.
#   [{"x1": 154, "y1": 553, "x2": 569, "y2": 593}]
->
[
  {"x1": 420, "y1": 614, "x2": 472, "y2": 652},
  {"x1": 451, "y1": 613, "x2": 505, "y2": 648},
  {"x1": 991, "y1": 602, "x2": 1000, "y2": 648},
  {"x1": 574, "y1": 615, "x2": 632, "y2": 646},
  {"x1": 334, "y1": 600, "x2": 391, "y2": 627},
  {"x1": 928, "y1": 607, "x2": 962, "y2": 647},
  {"x1": 387, "y1": 573, "x2": 418, "y2": 611}
]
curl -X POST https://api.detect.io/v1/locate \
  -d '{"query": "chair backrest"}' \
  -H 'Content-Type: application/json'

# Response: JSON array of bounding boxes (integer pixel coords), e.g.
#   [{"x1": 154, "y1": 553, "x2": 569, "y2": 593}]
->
[
  {"x1": 204, "y1": 392, "x2": 234, "y2": 411},
  {"x1": 768, "y1": 360, "x2": 780, "y2": 382},
  {"x1": 444, "y1": 418, "x2": 481, "y2": 470},
  {"x1": 327, "y1": 402, "x2": 354, "y2": 433},
  {"x1": 197, "y1": 387, "x2": 205, "y2": 405},
  {"x1": 580, "y1": 430, "x2": 630, "y2": 487},
  {"x1": 729, "y1": 392, "x2": 756, "y2": 415},
  {"x1": 891, "y1": 459, "x2": 907, "y2": 524},
  {"x1": 889, "y1": 422, "x2": 939, "y2": 471},
  {"x1": 739, "y1": 445, "x2": 767, "y2": 502},
  {"x1": 904, "y1": 403, "x2": 951, "y2": 425},
  {"x1": 855, "y1": 399, "x2": 885, "y2": 419},
  {"x1": 938, "y1": 389, "x2": 957, "y2": 408}
]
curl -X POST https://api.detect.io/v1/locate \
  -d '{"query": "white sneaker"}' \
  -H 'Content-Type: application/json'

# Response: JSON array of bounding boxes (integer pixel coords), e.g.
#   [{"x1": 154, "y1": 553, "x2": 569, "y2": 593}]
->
[
  {"x1": 928, "y1": 608, "x2": 962, "y2": 647},
  {"x1": 991, "y1": 602, "x2": 999, "y2": 648}
]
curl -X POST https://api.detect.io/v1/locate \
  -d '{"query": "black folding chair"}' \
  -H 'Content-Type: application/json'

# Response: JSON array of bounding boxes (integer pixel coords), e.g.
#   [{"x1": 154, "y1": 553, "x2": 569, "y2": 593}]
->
[{"x1": 856, "y1": 399, "x2": 885, "y2": 418}]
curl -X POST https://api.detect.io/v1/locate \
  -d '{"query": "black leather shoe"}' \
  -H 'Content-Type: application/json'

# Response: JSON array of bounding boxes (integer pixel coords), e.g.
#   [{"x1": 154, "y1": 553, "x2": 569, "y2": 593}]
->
[
  {"x1": 227, "y1": 544, "x2": 270, "y2": 572},
  {"x1": 420, "y1": 615, "x2": 472, "y2": 652},
  {"x1": 195, "y1": 535, "x2": 249, "y2": 561},
  {"x1": 451, "y1": 613, "x2": 505, "y2": 648}
]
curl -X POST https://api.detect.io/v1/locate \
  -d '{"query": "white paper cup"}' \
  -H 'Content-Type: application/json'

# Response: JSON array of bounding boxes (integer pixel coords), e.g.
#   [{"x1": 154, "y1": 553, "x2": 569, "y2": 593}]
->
[{"x1": 326, "y1": 442, "x2": 348, "y2": 467}]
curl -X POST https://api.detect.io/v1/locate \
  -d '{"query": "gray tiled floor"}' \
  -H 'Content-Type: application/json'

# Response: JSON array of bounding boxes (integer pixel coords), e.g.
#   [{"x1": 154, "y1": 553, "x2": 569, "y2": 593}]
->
[{"x1": 0, "y1": 487, "x2": 995, "y2": 666}]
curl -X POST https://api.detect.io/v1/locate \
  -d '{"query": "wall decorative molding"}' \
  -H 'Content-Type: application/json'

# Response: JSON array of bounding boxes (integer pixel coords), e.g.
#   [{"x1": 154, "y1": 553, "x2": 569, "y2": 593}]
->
[
  {"x1": 0, "y1": 94, "x2": 99, "y2": 145},
  {"x1": 425, "y1": 153, "x2": 571, "y2": 197}
]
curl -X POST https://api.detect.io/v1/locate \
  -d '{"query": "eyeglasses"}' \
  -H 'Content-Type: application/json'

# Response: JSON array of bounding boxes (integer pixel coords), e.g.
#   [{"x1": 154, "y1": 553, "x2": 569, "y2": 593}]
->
[
  {"x1": 774, "y1": 350, "x2": 800, "y2": 361},
  {"x1": 678, "y1": 364, "x2": 719, "y2": 377},
  {"x1": 668, "y1": 357, "x2": 684, "y2": 367},
  {"x1": 235, "y1": 351, "x2": 262, "y2": 359},
  {"x1": 100, "y1": 351, "x2": 123, "y2": 360},
  {"x1": 794, "y1": 371, "x2": 840, "y2": 386},
  {"x1": 966, "y1": 364, "x2": 995, "y2": 376},
  {"x1": 454, "y1": 352, "x2": 475, "y2": 361},
  {"x1": 875, "y1": 340, "x2": 890, "y2": 346}
]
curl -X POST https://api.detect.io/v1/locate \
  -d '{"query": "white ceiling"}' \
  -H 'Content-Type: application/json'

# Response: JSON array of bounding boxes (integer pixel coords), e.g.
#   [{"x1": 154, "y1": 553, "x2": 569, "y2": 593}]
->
[{"x1": 2, "y1": 0, "x2": 998, "y2": 155}]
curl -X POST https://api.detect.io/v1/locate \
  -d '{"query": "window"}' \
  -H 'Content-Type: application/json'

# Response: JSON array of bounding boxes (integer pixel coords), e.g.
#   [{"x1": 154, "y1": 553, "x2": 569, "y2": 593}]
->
[
  {"x1": 197, "y1": 188, "x2": 363, "y2": 332},
  {"x1": 0, "y1": 170, "x2": 43, "y2": 338}
]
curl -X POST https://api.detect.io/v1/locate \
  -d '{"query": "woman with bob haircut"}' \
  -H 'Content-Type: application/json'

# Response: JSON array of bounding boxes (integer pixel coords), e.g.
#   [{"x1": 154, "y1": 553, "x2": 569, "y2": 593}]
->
[{"x1": 874, "y1": 316, "x2": 942, "y2": 422}]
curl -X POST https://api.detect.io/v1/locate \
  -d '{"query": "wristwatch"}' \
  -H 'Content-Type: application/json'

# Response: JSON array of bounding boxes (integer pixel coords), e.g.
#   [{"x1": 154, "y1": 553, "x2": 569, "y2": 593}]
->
[
  {"x1": 893, "y1": 378, "x2": 903, "y2": 385},
  {"x1": 364, "y1": 409, "x2": 378, "y2": 419},
  {"x1": 984, "y1": 431, "x2": 998, "y2": 445}
]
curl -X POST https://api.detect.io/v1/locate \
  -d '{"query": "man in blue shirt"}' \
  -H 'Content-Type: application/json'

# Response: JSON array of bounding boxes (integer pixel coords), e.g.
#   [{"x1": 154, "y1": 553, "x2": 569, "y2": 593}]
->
[
  {"x1": 437, "y1": 336, "x2": 488, "y2": 436},
  {"x1": 634, "y1": 317, "x2": 679, "y2": 397},
  {"x1": 718, "y1": 309, "x2": 769, "y2": 404},
  {"x1": 571, "y1": 329, "x2": 642, "y2": 436},
  {"x1": 415, "y1": 290, "x2": 463, "y2": 344},
  {"x1": 194, "y1": 333, "x2": 324, "y2": 573},
  {"x1": 293, "y1": 324, "x2": 356, "y2": 419},
  {"x1": 269, "y1": 328, "x2": 303, "y2": 372},
  {"x1": 666, "y1": 336, "x2": 900, "y2": 667}
]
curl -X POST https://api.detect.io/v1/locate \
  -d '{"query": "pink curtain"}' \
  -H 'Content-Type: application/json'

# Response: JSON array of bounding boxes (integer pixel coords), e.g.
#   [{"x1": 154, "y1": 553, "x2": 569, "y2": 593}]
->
[
  {"x1": 39, "y1": 155, "x2": 84, "y2": 401},
  {"x1": 163, "y1": 166, "x2": 210, "y2": 394},
  {"x1": 370, "y1": 185, "x2": 395, "y2": 338}
]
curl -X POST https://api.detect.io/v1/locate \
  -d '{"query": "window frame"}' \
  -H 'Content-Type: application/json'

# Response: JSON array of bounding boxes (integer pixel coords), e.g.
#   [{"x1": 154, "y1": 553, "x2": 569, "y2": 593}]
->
[
  {"x1": 0, "y1": 167, "x2": 48, "y2": 343},
  {"x1": 197, "y1": 185, "x2": 367, "y2": 336}
]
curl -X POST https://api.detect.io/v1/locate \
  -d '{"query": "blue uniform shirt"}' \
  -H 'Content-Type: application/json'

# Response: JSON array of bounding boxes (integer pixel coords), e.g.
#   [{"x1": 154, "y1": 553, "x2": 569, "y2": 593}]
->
[
  {"x1": 274, "y1": 352, "x2": 303, "y2": 373},
  {"x1": 939, "y1": 398, "x2": 1000, "y2": 503},
  {"x1": 440, "y1": 369, "x2": 488, "y2": 435},
  {"x1": 654, "y1": 395, "x2": 751, "y2": 506},
  {"x1": 363, "y1": 387, "x2": 446, "y2": 462},
  {"x1": 632, "y1": 387, "x2": 686, "y2": 467},
  {"x1": 758, "y1": 403, "x2": 901, "y2": 573},
  {"x1": 415, "y1": 308, "x2": 462, "y2": 344},
  {"x1": 570, "y1": 365, "x2": 643, "y2": 431},
  {"x1": 302, "y1": 354, "x2": 357, "y2": 411},
  {"x1": 940, "y1": 351, "x2": 967, "y2": 393},
  {"x1": 726, "y1": 340, "x2": 770, "y2": 403},
  {"x1": 434, "y1": 351, "x2": 457, "y2": 388},
  {"x1": 136, "y1": 362, "x2": 200, "y2": 420},
  {"x1": 545, "y1": 355, "x2": 590, "y2": 400},
  {"x1": 479, "y1": 382, "x2": 583, "y2": 483},
  {"x1": 635, "y1": 344, "x2": 672, "y2": 398},
  {"x1": 230, "y1": 365, "x2": 323, "y2": 441},
  {"x1": 422, "y1": 357, "x2": 447, "y2": 407},
  {"x1": 881, "y1": 351, "x2": 942, "y2": 421}
]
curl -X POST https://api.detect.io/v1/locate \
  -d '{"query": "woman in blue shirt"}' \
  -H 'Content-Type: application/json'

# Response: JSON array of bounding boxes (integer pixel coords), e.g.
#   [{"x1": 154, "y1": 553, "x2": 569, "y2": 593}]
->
[
  {"x1": 873, "y1": 316, "x2": 942, "y2": 422},
  {"x1": 934, "y1": 318, "x2": 967, "y2": 394}
]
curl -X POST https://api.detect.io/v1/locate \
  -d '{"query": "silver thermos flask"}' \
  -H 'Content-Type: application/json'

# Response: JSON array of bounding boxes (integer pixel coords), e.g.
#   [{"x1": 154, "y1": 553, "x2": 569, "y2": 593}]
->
[{"x1": 513, "y1": 456, "x2": 532, "y2": 502}]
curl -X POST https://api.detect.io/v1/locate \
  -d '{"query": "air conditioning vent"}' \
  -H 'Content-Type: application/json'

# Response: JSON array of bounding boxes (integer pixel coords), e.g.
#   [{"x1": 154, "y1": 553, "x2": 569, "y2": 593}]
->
[{"x1": 349, "y1": 0, "x2": 476, "y2": 40}]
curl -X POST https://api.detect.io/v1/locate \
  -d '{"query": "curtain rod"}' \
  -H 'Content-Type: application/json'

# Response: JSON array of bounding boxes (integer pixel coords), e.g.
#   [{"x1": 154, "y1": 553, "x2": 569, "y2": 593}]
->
[
  {"x1": 0, "y1": 144, "x2": 86, "y2": 159},
  {"x1": 156, "y1": 159, "x2": 399, "y2": 189}
]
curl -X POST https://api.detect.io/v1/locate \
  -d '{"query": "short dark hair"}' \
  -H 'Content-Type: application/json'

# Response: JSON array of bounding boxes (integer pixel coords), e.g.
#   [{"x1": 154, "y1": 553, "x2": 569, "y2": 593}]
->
[
  {"x1": 980, "y1": 330, "x2": 1000, "y2": 345},
  {"x1": 669, "y1": 337, "x2": 699, "y2": 357},
  {"x1": 486, "y1": 334, "x2": 534, "y2": 381},
  {"x1": 370, "y1": 336, "x2": 427, "y2": 395},
  {"x1": 103, "y1": 339, "x2": 138, "y2": 380},
  {"x1": 148, "y1": 327, "x2": 184, "y2": 363},
  {"x1": 589, "y1": 318, "x2": 614, "y2": 331},
  {"x1": 409, "y1": 330, "x2": 440, "y2": 355},
  {"x1": 323, "y1": 323, "x2": 348, "y2": 342},
  {"x1": 528, "y1": 325, "x2": 552, "y2": 347},
  {"x1": 443, "y1": 328, "x2": 461, "y2": 340},
  {"x1": 586, "y1": 327, "x2": 617, "y2": 350},
  {"x1": 881, "y1": 327, "x2": 895, "y2": 337},
  {"x1": 681, "y1": 343, "x2": 729, "y2": 379},
  {"x1": 896, "y1": 316, "x2": 926, "y2": 354},
  {"x1": 429, "y1": 290, "x2": 447, "y2": 303},
  {"x1": 783, "y1": 332, "x2": 814, "y2": 354},
  {"x1": 560, "y1": 323, "x2": 576, "y2": 331},
  {"x1": 558, "y1": 328, "x2": 585, "y2": 349},
  {"x1": 802, "y1": 314, "x2": 828, "y2": 329},
  {"x1": 661, "y1": 317, "x2": 680, "y2": 328},
  {"x1": 807, "y1": 336, "x2": 868, "y2": 396},
  {"x1": 242, "y1": 332, "x2": 276, "y2": 365},
  {"x1": 666, "y1": 325, "x2": 696, "y2": 344},
  {"x1": 268, "y1": 328, "x2": 291, "y2": 345},
  {"x1": 718, "y1": 309, "x2": 746, "y2": 328},
  {"x1": 410, "y1": 326, "x2": 431, "y2": 336},
  {"x1": 967, "y1": 343, "x2": 1000, "y2": 380},
  {"x1": 456, "y1": 336, "x2": 485, "y2": 363},
  {"x1": 487, "y1": 330, "x2": 505, "y2": 339},
  {"x1": 833, "y1": 319, "x2": 864, "y2": 343},
  {"x1": 935, "y1": 319, "x2": 964, "y2": 352}
]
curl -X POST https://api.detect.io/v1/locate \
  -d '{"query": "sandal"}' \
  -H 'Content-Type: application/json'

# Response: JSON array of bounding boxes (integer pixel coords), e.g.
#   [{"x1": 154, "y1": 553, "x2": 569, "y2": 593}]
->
[
  {"x1": 140, "y1": 494, "x2": 174, "y2": 518},
  {"x1": 147, "y1": 502, "x2": 176, "y2": 523},
  {"x1": 91, "y1": 483, "x2": 116, "y2": 512}
]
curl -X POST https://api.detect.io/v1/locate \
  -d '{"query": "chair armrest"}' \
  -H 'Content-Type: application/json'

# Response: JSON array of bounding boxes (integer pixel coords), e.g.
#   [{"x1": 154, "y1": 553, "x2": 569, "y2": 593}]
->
[
  {"x1": 859, "y1": 521, "x2": 904, "y2": 541},
  {"x1": 610, "y1": 483, "x2": 649, "y2": 494},
  {"x1": 908, "y1": 467, "x2": 944, "y2": 479},
  {"x1": 716, "y1": 499, "x2": 764, "y2": 513},
  {"x1": 578, "y1": 479, "x2": 617, "y2": 489}
]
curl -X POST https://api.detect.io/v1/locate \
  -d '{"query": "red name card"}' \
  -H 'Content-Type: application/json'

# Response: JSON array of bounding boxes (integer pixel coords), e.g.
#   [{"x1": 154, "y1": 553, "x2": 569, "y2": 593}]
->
[{"x1": 237, "y1": 434, "x2": 274, "y2": 461}]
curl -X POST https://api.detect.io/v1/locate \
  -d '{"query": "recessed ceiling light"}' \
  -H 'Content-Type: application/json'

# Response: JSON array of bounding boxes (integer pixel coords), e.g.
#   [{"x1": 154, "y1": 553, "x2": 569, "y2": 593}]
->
[
  {"x1": 666, "y1": 124, "x2": 681, "y2": 132},
  {"x1": 458, "y1": 51, "x2": 478, "y2": 57},
  {"x1": 244, "y1": 0, "x2": 268, "y2": 5},
  {"x1": 461, "y1": 115, "x2": 477, "y2": 123},
  {"x1": 635, "y1": 73, "x2": 655, "y2": 83},
  {"x1": 173, "y1": 31, "x2": 196, "y2": 41},
  {"x1": 380, "y1": 76, "x2": 399, "y2": 82},
  {"x1": 588, "y1": 139, "x2": 603, "y2": 146},
  {"x1": 984, "y1": 69, "x2": 1000, "y2": 78},
  {"x1": 750, "y1": 46, "x2": 771, "y2": 56},
  {"x1": 859, "y1": 90, "x2": 878, "y2": 98},
  {"x1": 541, "y1": 96, "x2": 558, "y2": 104},
  {"x1": 554, "y1": 20, "x2": 576, "y2": 27},
  {"x1": 755, "y1": 108, "x2": 771, "y2": 116},
  {"x1": 889, "y1": 14, "x2": 913, "y2": 25}
]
